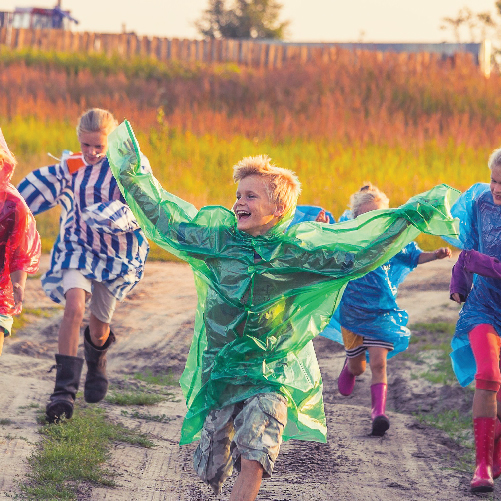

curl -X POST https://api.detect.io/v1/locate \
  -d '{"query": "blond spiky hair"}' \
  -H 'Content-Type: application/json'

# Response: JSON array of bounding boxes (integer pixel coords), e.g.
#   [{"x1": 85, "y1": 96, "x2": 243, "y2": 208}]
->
[
  {"x1": 233, "y1": 155, "x2": 301, "y2": 213},
  {"x1": 350, "y1": 183, "x2": 389, "y2": 217},
  {"x1": 488, "y1": 147, "x2": 501, "y2": 171}
]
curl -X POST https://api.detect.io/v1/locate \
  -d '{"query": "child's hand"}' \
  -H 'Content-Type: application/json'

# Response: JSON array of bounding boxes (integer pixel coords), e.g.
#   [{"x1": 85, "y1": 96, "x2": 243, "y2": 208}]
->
[
  {"x1": 117, "y1": 139, "x2": 137, "y2": 167},
  {"x1": 451, "y1": 292, "x2": 462, "y2": 304},
  {"x1": 12, "y1": 283, "x2": 24, "y2": 309},
  {"x1": 435, "y1": 247, "x2": 452, "y2": 260},
  {"x1": 315, "y1": 209, "x2": 329, "y2": 224}
]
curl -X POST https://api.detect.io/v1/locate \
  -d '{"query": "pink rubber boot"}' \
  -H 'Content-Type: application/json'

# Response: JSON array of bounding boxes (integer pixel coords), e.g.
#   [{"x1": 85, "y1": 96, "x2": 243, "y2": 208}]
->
[
  {"x1": 471, "y1": 417, "x2": 495, "y2": 492},
  {"x1": 494, "y1": 386, "x2": 501, "y2": 479},
  {"x1": 337, "y1": 358, "x2": 355, "y2": 396},
  {"x1": 370, "y1": 383, "x2": 390, "y2": 436},
  {"x1": 492, "y1": 418, "x2": 501, "y2": 480}
]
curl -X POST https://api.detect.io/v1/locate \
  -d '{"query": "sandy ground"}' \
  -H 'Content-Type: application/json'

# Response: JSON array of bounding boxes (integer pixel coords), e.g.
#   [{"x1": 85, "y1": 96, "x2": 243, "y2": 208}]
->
[{"x1": 0, "y1": 255, "x2": 487, "y2": 500}]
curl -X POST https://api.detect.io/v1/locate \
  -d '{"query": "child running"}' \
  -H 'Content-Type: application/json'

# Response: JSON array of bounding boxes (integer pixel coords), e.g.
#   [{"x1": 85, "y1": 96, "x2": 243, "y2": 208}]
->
[
  {"x1": 17, "y1": 109, "x2": 150, "y2": 423},
  {"x1": 449, "y1": 148, "x2": 501, "y2": 493},
  {"x1": 107, "y1": 120, "x2": 459, "y2": 501},
  {"x1": 0, "y1": 128, "x2": 41, "y2": 355},
  {"x1": 331, "y1": 184, "x2": 451, "y2": 436}
]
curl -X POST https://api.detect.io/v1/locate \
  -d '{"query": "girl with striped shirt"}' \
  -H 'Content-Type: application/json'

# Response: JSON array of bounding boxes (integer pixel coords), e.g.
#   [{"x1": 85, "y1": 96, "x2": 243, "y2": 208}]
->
[{"x1": 18, "y1": 109, "x2": 150, "y2": 423}]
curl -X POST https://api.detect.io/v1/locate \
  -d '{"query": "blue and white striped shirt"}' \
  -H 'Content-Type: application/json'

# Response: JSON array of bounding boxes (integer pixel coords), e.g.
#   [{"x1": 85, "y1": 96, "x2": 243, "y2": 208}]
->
[{"x1": 17, "y1": 152, "x2": 150, "y2": 304}]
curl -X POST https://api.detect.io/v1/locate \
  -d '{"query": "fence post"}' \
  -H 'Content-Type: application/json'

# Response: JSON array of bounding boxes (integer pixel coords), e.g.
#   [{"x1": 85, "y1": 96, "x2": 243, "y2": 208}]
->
[
  {"x1": 267, "y1": 43, "x2": 276, "y2": 68},
  {"x1": 170, "y1": 38, "x2": 180, "y2": 61},
  {"x1": 480, "y1": 39, "x2": 491, "y2": 78},
  {"x1": 275, "y1": 44, "x2": 283, "y2": 68},
  {"x1": 15, "y1": 28, "x2": 25, "y2": 49}
]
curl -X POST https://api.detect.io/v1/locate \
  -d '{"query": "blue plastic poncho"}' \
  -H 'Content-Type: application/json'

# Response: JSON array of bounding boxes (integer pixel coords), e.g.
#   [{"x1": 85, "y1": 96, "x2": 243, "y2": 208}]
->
[
  {"x1": 288, "y1": 205, "x2": 335, "y2": 227},
  {"x1": 448, "y1": 183, "x2": 501, "y2": 387},
  {"x1": 293, "y1": 207, "x2": 422, "y2": 357},
  {"x1": 107, "y1": 121, "x2": 460, "y2": 445}
]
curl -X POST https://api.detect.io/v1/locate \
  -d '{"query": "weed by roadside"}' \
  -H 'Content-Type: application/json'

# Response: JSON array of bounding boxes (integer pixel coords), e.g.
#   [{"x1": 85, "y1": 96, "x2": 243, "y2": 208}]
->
[
  {"x1": 132, "y1": 369, "x2": 178, "y2": 386},
  {"x1": 105, "y1": 371, "x2": 179, "y2": 406},
  {"x1": 17, "y1": 401, "x2": 153, "y2": 500},
  {"x1": 11, "y1": 307, "x2": 61, "y2": 336},
  {"x1": 120, "y1": 409, "x2": 174, "y2": 423},
  {"x1": 406, "y1": 321, "x2": 476, "y2": 473},
  {"x1": 406, "y1": 321, "x2": 457, "y2": 385}
]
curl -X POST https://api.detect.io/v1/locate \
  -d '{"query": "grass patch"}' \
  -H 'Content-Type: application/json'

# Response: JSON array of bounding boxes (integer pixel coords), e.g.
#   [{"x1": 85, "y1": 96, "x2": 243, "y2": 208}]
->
[
  {"x1": 407, "y1": 321, "x2": 457, "y2": 385},
  {"x1": 132, "y1": 369, "x2": 178, "y2": 387},
  {"x1": 120, "y1": 410, "x2": 173, "y2": 423},
  {"x1": 105, "y1": 373, "x2": 179, "y2": 406},
  {"x1": 416, "y1": 409, "x2": 474, "y2": 473},
  {"x1": 105, "y1": 389, "x2": 166, "y2": 406},
  {"x1": 18, "y1": 402, "x2": 153, "y2": 500},
  {"x1": 0, "y1": 418, "x2": 13, "y2": 425},
  {"x1": 11, "y1": 307, "x2": 61, "y2": 336},
  {"x1": 417, "y1": 409, "x2": 472, "y2": 444},
  {"x1": 409, "y1": 322, "x2": 456, "y2": 336}
]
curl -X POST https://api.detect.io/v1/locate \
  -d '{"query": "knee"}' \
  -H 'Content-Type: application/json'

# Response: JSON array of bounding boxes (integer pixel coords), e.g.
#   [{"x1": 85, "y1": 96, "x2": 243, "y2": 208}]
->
[
  {"x1": 370, "y1": 359, "x2": 386, "y2": 375},
  {"x1": 63, "y1": 301, "x2": 85, "y2": 325},
  {"x1": 347, "y1": 355, "x2": 366, "y2": 376},
  {"x1": 350, "y1": 364, "x2": 365, "y2": 377}
]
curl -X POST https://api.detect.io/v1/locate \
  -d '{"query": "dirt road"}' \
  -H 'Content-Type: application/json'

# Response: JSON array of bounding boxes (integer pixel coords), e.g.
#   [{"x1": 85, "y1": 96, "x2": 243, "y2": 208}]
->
[{"x1": 0, "y1": 256, "x2": 485, "y2": 500}]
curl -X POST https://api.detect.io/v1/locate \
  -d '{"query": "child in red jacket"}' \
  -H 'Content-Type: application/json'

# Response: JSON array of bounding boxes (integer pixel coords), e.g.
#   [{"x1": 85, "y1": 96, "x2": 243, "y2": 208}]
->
[{"x1": 0, "y1": 128, "x2": 41, "y2": 355}]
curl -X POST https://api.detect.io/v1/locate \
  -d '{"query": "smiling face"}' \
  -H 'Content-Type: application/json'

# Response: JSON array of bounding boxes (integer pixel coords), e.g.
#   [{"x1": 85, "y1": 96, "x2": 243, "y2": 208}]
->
[
  {"x1": 78, "y1": 130, "x2": 108, "y2": 165},
  {"x1": 491, "y1": 165, "x2": 501, "y2": 205},
  {"x1": 233, "y1": 175, "x2": 284, "y2": 236}
]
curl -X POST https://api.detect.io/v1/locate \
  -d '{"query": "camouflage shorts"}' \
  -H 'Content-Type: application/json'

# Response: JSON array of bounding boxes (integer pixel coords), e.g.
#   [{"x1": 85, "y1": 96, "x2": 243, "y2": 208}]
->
[{"x1": 193, "y1": 392, "x2": 287, "y2": 494}]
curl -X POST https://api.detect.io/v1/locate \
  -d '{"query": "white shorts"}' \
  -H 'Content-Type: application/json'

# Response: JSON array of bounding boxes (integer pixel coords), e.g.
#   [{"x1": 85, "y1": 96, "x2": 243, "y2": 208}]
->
[
  {"x1": 62, "y1": 269, "x2": 116, "y2": 324},
  {"x1": 0, "y1": 314, "x2": 13, "y2": 336}
]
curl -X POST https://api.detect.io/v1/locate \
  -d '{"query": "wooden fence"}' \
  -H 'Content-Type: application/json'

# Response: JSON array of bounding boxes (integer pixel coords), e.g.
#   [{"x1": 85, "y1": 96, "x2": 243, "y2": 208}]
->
[{"x1": 0, "y1": 27, "x2": 489, "y2": 75}]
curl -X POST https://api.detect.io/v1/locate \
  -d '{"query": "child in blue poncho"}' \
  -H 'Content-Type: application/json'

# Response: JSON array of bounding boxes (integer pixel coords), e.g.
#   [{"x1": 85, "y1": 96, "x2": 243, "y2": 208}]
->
[
  {"x1": 335, "y1": 184, "x2": 451, "y2": 436},
  {"x1": 301, "y1": 184, "x2": 450, "y2": 436},
  {"x1": 448, "y1": 148, "x2": 501, "y2": 493}
]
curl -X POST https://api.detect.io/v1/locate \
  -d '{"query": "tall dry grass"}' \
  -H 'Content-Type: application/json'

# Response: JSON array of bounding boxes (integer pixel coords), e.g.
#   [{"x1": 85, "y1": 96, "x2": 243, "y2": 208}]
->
[{"x1": 1, "y1": 48, "x2": 498, "y2": 254}]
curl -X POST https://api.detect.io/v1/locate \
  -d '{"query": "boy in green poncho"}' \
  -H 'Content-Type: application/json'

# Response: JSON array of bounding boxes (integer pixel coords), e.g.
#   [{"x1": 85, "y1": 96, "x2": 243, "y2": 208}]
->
[{"x1": 107, "y1": 121, "x2": 459, "y2": 501}]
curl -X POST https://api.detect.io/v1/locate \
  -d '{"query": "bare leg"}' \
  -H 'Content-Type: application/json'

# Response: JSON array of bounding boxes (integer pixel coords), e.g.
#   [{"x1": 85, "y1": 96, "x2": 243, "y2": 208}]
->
[
  {"x1": 58, "y1": 288, "x2": 86, "y2": 356},
  {"x1": 88, "y1": 313, "x2": 110, "y2": 347},
  {"x1": 230, "y1": 458, "x2": 264, "y2": 501},
  {"x1": 347, "y1": 352, "x2": 366, "y2": 377},
  {"x1": 367, "y1": 346, "x2": 389, "y2": 385},
  {"x1": 0, "y1": 331, "x2": 4, "y2": 356},
  {"x1": 473, "y1": 389, "x2": 497, "y2": 419}
]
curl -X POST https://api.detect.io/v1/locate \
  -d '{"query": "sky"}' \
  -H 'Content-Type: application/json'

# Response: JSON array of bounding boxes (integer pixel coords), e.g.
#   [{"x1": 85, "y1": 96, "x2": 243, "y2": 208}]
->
[{"x1": 2, "y1": 0, "x2": 497, "y2": 42}]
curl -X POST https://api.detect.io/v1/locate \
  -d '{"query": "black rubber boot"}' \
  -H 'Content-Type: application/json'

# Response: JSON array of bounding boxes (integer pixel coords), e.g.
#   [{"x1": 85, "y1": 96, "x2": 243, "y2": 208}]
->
[
  {"x1": 84, "y1": 326, "x2": 115, "y2": 403},
  {"x1": 45, "y1": 354, "x2": 84, "y2": 423}
]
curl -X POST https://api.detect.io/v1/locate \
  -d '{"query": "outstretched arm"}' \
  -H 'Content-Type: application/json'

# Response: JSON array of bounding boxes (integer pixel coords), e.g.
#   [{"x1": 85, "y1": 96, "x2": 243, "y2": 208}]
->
[
  {"x1": 418, "y1": 247, "x2": 452, "y2": 264},
  {"x1": 107, "y1": 121, "x2": 234, "y2": 260},
  {"x1": 17, "y1": 162, "x2": 70, "y2": 215},
  {"x1": 286, "y1": 185, "x2": 460, "y2": 281}
]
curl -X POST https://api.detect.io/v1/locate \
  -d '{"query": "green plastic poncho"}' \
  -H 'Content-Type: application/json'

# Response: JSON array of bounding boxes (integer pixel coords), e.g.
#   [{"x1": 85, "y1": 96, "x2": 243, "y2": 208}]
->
[{"x1": 107, "y1": 121, "x2": 460, "y2": 446}]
